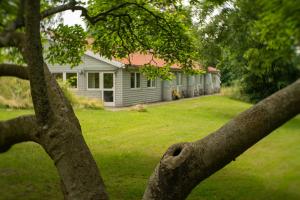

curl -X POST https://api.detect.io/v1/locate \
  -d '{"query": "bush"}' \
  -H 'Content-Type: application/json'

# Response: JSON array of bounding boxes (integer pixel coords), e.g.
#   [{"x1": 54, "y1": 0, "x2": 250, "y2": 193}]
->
[
  {"x1": 0, "y1": 77, "x2": 32, "y2": 108},
  {"x1": 220, "y1": 81, "x2": 250, "y2": 102},
  {"x1": 57, "y1": 80, "x2": 104, "y2": 109},
  {"x1": 0, "y1": 77, "x2": 103, "y2": 109}
]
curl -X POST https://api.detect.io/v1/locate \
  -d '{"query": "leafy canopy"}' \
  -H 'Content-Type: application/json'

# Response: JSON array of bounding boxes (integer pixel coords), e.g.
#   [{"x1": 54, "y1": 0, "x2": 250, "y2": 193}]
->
[{"x1": 194, "y1": 0, "x2": 300, "y2": 101}]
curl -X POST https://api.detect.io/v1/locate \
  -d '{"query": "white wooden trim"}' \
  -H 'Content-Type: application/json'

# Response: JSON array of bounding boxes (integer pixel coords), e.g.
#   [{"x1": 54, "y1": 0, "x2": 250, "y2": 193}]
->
[
  {"x1": 102, "y1": 72, "x2": 115, "y2": 106},
  {"x1": 85, "y1": 51, "x2": 124, "y2": 68},
  {"x1": 147, "y1": 78, "x2": 157, "y2": 88}
]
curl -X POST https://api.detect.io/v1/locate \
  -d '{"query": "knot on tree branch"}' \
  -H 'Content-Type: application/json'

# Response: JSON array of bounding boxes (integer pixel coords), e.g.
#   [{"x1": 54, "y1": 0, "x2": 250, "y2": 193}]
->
[{"x1": 161, "y1": 142, "x2": 192, "y2": 170}]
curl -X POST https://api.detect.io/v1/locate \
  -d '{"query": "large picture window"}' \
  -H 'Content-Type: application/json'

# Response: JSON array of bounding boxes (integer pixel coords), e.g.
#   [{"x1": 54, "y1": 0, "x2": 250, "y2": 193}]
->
[
  {"x1": 147, "y1": 79, "x2": 156, "y2": 88},
  {"x1": 66, "y1": 73, "x2": 77, "y2": 88},
  {"x1": 87, "y1": 73, "x2": 100, "y2": 89},
  {"x1": 130, "y1": 72, "x2": 140, "y2": 88}
]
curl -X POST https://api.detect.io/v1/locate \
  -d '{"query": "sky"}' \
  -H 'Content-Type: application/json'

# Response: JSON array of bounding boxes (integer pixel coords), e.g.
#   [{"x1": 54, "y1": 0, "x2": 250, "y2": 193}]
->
[{"x1": 63, "y1": 10, "x2": 86, "y2": 27}]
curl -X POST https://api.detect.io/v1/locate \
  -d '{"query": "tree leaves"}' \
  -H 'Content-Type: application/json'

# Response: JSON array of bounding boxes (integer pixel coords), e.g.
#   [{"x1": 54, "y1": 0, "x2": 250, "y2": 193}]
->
[{"x1": 45, "y1": 24, "x2": 87, "y2": 67}]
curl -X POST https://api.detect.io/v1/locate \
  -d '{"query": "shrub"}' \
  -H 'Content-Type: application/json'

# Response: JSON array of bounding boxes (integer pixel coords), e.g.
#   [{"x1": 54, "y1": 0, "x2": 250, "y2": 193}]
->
[
  {"x1": 0, "y1": 77, "x2": 32, "y2": 108},
  {"x1": 0, "y1": 77, "x2": 103, "y2": 109},
  {"x1": 57, "y1": 80, "x2": 103, "y2": 109}
]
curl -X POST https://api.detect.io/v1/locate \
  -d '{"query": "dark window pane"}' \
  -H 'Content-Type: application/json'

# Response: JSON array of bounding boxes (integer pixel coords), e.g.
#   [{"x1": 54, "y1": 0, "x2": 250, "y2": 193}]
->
[
  {"x1": 103, "y1": 91, "x2": 114, "y2": 102},
  {"x1": 147, "y1": 79, "x2": 151, "y2": 87},
  {"x1": 104, "y1": 73, "x2": 113, "y2": 88},
  {"x1": 88, "y1": 73, "x2": 100, "y2": 89},
  {"x1": 130, "y1": 73, "x2": 135, "y2": 88},
  {"x1": 66, "y1": 73, "x2": 77, "y2": 88},
  {"x1": 136, "y1": 73, "x2": 140, "y2": 88}
]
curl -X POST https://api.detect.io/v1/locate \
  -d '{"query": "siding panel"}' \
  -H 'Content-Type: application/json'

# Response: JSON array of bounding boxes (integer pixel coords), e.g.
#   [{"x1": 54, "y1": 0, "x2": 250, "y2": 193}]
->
[{"x1": 122, "y1": 70, "x2": 162, "y2": 106}]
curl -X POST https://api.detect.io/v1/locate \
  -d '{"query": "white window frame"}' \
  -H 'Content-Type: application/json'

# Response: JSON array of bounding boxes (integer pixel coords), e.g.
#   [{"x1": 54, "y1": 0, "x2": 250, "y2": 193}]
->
[
  {"x1": 102, "y1": 72, "x2": 115, "y2": 106},
  {"x1": 147, "y1": 78, "x2": 156, "y2": 88},
  {"x1": 130, "y1": 72, "x2": 141, "y2": 89},
  {"x1": 86, "y1": 72, "x2": 101, "y2": 90}
]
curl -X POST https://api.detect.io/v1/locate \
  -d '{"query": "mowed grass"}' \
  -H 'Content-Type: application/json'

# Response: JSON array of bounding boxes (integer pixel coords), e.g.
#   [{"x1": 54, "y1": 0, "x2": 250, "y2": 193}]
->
[{"x1": 0, "y1": 95, "x2": 299, "y2": 200}]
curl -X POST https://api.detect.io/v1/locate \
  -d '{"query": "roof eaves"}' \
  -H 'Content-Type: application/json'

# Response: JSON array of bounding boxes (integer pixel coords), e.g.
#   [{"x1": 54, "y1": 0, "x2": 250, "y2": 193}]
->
[{"x1": 84, "y1": 51, "x2": 125, "y2": 68}]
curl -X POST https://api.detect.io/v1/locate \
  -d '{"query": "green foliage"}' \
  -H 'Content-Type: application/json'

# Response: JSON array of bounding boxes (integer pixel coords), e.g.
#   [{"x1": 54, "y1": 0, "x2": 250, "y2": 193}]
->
[
  {"x1": 195, "y1": 0, "x2": 300, "y2": 102},
  {"x1": 56, "y1": 80, "x2": 103, "y2": 109},
  {"x1": 0, "y1": 77, "x2": 32, "y2": 108},
  {"x1": 88, "y1": 0, "x2": 199, "y2": 69},
  {"x1": 139, "y1": 64, "x2": 174, "y2": 80},
  {"x1": 1, "y1": 0, "x2": 202, "y2": 80},
  {"x1": 46, "y1": 24, "x2": 87, "y2": 67},
  {"x1": 0, "y1": 77, "x2": 102, "y2": 109}
]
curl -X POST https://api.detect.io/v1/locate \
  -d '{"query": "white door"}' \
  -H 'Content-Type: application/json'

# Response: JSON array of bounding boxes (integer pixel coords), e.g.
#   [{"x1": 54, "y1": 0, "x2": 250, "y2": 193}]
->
[{"x1": 102, "y1": 72, "x2": 115, "y2": 106}]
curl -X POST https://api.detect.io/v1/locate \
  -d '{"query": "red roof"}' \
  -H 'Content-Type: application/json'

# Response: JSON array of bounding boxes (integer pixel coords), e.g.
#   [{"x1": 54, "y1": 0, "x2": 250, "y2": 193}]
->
[
  {"x1": 115, "y1": 53, "x2": 181, "y2": 69},
  {"x1": 207, "y1": 66, "x2": 220, "y2": 73},
  {"x1": 114, "y1": 53, "x2": 218, "y2": 72}
]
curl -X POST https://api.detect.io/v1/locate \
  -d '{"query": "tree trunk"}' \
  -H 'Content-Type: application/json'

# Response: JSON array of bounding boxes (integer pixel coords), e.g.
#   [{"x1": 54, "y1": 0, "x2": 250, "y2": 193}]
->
[
  {"x1": 143, "y1": 79, "x2": 300, "y2": 200},
  {"x1": 1, "y1": 1, "x2": 110, "y2": 199}
]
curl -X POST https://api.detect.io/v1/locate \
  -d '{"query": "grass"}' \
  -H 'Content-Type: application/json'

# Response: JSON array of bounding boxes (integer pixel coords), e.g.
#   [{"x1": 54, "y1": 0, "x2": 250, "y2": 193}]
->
[{"x1": 0, "y1": 95, "x2": 299, "y2": 200}]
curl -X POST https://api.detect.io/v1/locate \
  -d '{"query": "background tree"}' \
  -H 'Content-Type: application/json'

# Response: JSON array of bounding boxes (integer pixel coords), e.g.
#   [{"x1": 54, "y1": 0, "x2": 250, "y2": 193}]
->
[
  {"x1": 195, "y1": 0, "x2": 300, "y2": 102},
  {"x1": 0, "y1": 0, "x2": 299, "y2": 200}
]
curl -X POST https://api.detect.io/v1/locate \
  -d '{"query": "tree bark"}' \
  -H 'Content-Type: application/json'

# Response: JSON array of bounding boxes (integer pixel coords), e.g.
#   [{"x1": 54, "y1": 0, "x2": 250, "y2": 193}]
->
[
  {"x1": 24, "y1": 0, "x2": 52, "y2": 125},
  {"x1": 0, "y1": 63, "x2": 28, "y2": 80},
  {"x1": 0, "y1": 115, "x2": 38, "y2": 152},
  {"x1": 1, "y1": 1, "x2": 110, "y2": 199},
  {"x1": 143, "y1": 79, "x2": 300, "y2": 200}
]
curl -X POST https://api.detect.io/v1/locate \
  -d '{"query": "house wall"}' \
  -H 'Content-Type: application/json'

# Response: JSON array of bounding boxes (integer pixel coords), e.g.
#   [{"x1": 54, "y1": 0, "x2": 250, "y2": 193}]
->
[
  {"x1": 115, "y1": 69, "x2": 123, "y2": 106},
  {"x1": 121, "y1": 69, "x2": 162, "y2": 106},
  {"x1": 48, "y1": 54, "x2": 119, "y2": 102},
  {"x1": 48, "y1": 54, "x2": 221, "y2": 107}
]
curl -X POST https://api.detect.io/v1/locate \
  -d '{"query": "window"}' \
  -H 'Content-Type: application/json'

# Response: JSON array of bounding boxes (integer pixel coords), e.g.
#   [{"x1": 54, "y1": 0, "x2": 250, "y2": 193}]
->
[
  {"x1": 147, "y1": 79, "x2": 156, "y2": 88},
  {"x1": 103, "y1": 73, "x2": 114, "y2": 89},
  {"x1": 52, "y1": 73, "x2": 63, "y2": 81},
  {"x1": 130, "y1": 72, "x2": 140, "y2": 88},
  {"x1": 66, "y1": 73, "x2": 77, "y2": 88},
  {"x1": 176, "y1": 72, "x2": 182, "y2": 85},
  {"x1": 87, "y1": 73, "x2": 100, "y2": 89}
]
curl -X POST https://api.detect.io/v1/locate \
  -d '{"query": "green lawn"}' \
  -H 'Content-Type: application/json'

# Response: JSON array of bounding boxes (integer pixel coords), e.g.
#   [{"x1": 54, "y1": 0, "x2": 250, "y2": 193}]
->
[{"x1": 0, "y1": 95, "x2": 299, "y2": 200}]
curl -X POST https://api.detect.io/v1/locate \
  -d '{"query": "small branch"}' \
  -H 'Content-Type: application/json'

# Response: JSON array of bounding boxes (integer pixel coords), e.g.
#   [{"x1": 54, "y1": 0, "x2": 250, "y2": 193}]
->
[
  {"x1": 41, "y1": 0, "x2": 77, "y2": 19},
  {"x1": 0, "y1": 115, "x2": 38, "y2": 152},
  {"x1": 0, "y1": 63, "x2": 28, "y2": 80}
]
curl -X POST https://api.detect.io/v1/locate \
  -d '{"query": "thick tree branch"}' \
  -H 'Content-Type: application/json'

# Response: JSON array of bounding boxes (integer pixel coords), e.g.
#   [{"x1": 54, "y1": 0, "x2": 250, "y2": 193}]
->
[
  {"x1": 0, "y1": 63, "x2": 28, "y2": 80},
  {"x1": 143, "y1": 79, "x2": 300, "y2": 200},
  {"x1": 41, "y1": 1, "x2": 168, "y2": 26},
  {"x1": 0, "y1": 115, "x2": 38, "y2": 152},
  {"x1": 41, "y1": 0, "x2": 77, "y2": 19},
  {"x1": 24, "y1": 0, "x2": 52, "y2": 125}
]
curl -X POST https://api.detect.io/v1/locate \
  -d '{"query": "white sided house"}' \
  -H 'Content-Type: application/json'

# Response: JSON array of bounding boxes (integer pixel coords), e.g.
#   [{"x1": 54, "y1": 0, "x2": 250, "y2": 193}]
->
[{"x1": 48, "y1": 51, "x2": 221, "y2": 107}]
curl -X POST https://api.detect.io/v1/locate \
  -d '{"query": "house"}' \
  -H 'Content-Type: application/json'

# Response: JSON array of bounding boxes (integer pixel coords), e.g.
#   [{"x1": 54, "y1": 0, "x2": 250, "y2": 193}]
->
[{"x1": 48, "y1": 51, "x2": 221, "y2": 107}]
